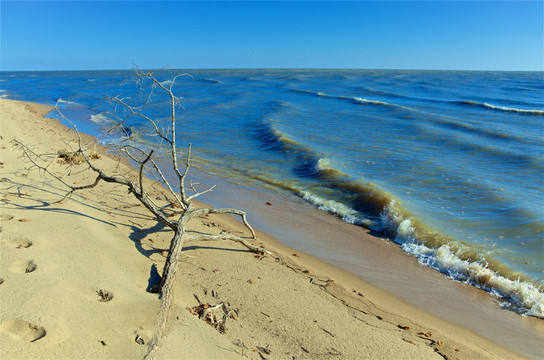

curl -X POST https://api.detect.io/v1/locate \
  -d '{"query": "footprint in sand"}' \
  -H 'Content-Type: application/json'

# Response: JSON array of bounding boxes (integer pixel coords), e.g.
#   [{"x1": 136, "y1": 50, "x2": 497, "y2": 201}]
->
[
  {"x1": 0, "y1": 214, "x2": 14, "y2": 222},
  {"x1": 9, "y1": 260, "x2": 37, "y2": 274},
  {"x1": 5, "y1": 237, "x2": 33, "y2": 249},
  {"x1": 133, "y1": 327, "x2": 153, "y2": 345},
  {"x1": 0, "y1": 320, "x2": 46, "y2": 342}
]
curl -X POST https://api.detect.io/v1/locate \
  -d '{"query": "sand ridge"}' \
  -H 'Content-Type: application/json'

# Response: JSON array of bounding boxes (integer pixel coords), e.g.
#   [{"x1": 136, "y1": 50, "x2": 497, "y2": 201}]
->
[{"x1": 0, "y1": 98, "x2": 524, "y2": 359}]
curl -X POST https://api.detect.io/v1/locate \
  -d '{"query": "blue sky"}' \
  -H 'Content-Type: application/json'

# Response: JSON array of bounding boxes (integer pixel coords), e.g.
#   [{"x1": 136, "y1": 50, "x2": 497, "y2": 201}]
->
[{"x1": 1, "y1": 1, "x2": 542, "y2": 71}]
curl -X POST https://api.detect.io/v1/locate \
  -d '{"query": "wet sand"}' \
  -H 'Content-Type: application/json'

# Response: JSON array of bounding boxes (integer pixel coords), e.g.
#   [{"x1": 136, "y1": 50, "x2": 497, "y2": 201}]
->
[{"x1": 188, "y1": 154, "x2": 544, "y2": 359}]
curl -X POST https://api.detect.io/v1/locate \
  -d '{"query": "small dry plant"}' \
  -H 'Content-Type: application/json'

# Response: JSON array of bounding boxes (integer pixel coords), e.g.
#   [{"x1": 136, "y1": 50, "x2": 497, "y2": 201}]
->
[{"x1": 57, "y1": 149, "x2": 100, "y2": 164}]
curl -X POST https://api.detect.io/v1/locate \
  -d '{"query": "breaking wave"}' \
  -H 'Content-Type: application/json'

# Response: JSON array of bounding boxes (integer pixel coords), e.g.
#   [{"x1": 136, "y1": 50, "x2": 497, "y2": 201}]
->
[
  {"x1": 252, "y1": 121, "x2": 544, "y2": 317},
  {"x1": 55, "y1": 98, "x2": 79, "y2": 106},
  {"x1": 339, "y1": 96, "x2": 394, "y2": 107},
  {"x1": 90, "y1": 113, "x2": 110, "y2": 124},
  {"x1": 299, "y1": 189, "x2": 373, "y2": 227},
  {"x1": 253, "y1": 121, "x2": 304, "y2": 153},
  {"x1": 286, "y1": 168, "x2": 544, "y2": 318},
  {"x1": 378, "y1": 201, "x2": 544, "y2": 318},
  {"x1": 90, "y1": 113, "x2": 134, "y2": 138},
  {"x1": 247, "y1": 171, "x2": 374, "y2": 227},
  {"x1": 292, "y1": 88, "x2": 413, "y2": 111},
  {"x1": 461, "y1": 101, "x2": 544, "y2": 115},
  {"x1": 297, "y1": 168, "x2": 544, "y2": 318}
]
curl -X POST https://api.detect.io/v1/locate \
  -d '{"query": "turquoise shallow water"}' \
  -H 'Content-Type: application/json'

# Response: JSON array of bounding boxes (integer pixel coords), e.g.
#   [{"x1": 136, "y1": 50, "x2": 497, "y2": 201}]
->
[{"x1": 1, "y1": 69, "x2": 543, "y2": 317}]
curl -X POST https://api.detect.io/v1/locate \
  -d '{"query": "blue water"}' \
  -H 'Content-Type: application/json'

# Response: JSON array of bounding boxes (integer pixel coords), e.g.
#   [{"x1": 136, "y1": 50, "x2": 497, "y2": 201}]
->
[{"x1": 1, "y1": 69, "x2": 543, "y2": 317}]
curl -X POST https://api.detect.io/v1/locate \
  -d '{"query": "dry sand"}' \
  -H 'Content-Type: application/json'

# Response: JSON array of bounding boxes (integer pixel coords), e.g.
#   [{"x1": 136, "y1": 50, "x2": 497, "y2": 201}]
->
[{"x1": 0, "y1": 98, "x2": 526, "y2": 359}]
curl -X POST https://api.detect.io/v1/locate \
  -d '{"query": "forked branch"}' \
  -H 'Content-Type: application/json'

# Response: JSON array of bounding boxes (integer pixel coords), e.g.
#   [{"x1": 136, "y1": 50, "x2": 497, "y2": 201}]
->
[{"x1": 15, "y1": 70, "x2": 270, "y2": 360}]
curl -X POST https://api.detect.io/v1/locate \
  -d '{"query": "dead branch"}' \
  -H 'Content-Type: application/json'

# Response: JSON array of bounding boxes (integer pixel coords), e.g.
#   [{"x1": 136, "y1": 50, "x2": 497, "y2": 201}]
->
[
  {"x1": 16, "y1": 70, "x2": 270, "y2": 360},
  {"x1": 185, "y1": 233, "x2": 271, "y2": 255}
]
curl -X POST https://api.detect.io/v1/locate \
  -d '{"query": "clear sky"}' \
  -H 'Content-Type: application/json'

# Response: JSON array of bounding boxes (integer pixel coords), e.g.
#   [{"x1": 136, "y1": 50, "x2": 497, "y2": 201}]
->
[{"x1": 1, "y1": 1, "x2": 542, "y2": 71}]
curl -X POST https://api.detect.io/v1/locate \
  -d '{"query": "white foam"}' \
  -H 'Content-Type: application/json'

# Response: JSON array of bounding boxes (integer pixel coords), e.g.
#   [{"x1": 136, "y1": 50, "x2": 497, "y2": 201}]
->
[
  {"x1": 299, "y1": 190, "x2": 373, "y2": 227},
  {"x1": 56, "y1": 98, "x2": 78, "y2": 105},
  {"x1": 353, "y1": 97, "x2": 392, "y2": 106},
  {"x1": 379, "y1": 201, "x2": 544, "y2": 318},
  {"x1": 482, "y1": 102, "x2": 544, "y2": 115},
  {"x1": 0, "y1": 89, "x2": 8, "y2": 98},
  {"x1": 316, "y1": 158, "x2": 332, "y2": 171},
  {"x1": 90, "y1": 113, "x2": 110, "y2": 124}
]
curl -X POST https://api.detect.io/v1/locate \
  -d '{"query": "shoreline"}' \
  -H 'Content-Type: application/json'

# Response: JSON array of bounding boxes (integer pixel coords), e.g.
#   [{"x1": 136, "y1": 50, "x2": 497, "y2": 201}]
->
[
  {"x1": 192, "y1": 168, "x2": 544, "y2": 357},
  {"x1": 0, "y1": 98, "x2": 536, "y2": 359}
]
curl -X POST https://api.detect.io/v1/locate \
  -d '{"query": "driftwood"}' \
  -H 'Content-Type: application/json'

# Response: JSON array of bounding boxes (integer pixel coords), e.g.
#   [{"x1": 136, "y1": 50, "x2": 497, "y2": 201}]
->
[
  {"x1": 187, "y1": 297, "x2": 236, "y2": 334},
  {"x1": 16, "y1": 70, "x2": 271, "y2": 359}
]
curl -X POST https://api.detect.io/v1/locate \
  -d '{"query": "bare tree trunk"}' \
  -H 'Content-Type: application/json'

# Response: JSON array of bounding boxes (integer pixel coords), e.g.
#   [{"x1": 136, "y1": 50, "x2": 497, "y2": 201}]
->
[
  {"x1": 15, "y1": 69, "x2": 273, "y2": 360},
  {"x1": 159, "y1": 226, "x2": 186, "y2": 297},
  {"x1": 145, "y1": 223, "x2": 185, "y2": 359}
]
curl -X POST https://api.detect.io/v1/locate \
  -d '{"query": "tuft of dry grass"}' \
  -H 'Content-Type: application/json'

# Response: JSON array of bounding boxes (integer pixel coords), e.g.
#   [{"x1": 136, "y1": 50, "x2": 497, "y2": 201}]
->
[
  {"x1": 57, "y1": 149, "x2": 100, "y2": 164},
  {"x1": 96, "y1": 289, "x2": 114, "y2": 302}
]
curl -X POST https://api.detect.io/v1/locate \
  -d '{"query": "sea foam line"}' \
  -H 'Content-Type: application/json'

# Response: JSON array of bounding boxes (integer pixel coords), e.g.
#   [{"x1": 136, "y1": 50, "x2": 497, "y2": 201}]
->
[
  {"x1": 341, "y1": 96, "x2": 393, "y2": 107},
  {"x1": 482, "y1": 102, "x2": 544, "y2": 115},
  {"x1": 55, "y1": 98, "x2": 80, "y2": 107},
  {"x1": 294, "y1": 88, "x2": 409, "y2": 110},
  {"x1": 299, "y1": 190, "x2": 373, "y2": 227},
  {"x1": 378, "y1": 201, "x2": 544, "y2": 318},
  {"x1": 291, "y1": 156, "x2": 544, "y2": 318},
  {"x1": 463, "y1": 101, "x2": 544, "y2": 115},
  {"x1": 90, "y1": 113, "x2": 110, "y2": 124}
]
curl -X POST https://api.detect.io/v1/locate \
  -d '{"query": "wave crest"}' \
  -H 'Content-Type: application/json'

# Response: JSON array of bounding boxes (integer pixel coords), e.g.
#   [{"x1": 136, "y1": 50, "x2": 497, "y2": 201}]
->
[
  {"x1": 462, "y1": 101, "x2": 544, "y2": 115},
  {"x1": 379, "y1": 201, "x2": 544, "y2": 318},
  {"x1": 90, "y1": 113, "x2": 110, "y2": 124},
  {"x1": 202, "y1": 78, "x2": 223, "y2": 84},
  {"x1": 254, "y1": 122, "x2": 302, "y2": 153},
  {"x1": 56, "y1": 98, "x2": 79, "y2": 106},
  {"x1": 300, "y1": 190, "x2": 374, "y2": 227}
]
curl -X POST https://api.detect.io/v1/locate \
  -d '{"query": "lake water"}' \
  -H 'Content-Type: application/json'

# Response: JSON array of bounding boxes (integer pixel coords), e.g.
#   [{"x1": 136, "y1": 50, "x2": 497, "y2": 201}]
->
[{"x1": 1, "y1": 69, "x2": 543, "y2": 319}]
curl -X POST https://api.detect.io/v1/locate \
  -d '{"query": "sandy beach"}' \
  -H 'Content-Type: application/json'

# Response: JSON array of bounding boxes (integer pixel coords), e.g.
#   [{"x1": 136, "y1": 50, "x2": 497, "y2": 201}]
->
[{"x1": 0, "y1": 98, "x2": 528, "y2": 359}]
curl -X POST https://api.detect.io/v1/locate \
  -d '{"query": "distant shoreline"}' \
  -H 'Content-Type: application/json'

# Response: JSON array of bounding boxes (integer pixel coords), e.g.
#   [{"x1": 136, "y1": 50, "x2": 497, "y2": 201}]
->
[{"x1": 1, "y1": 68, "x2": 543, "y2": 73}]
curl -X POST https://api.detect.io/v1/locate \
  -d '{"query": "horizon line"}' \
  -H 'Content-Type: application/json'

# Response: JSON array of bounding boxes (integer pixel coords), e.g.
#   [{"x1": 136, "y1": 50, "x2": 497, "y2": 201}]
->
[{"x1": 1, "y1": 67, "x2": 543, "y2": 73}]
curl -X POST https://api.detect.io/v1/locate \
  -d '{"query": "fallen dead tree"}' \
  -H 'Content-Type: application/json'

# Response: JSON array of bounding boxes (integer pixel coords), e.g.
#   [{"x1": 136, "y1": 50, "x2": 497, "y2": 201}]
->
[{"x1": 15, "y1": 70, "x2": 271, "y2": 359}]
